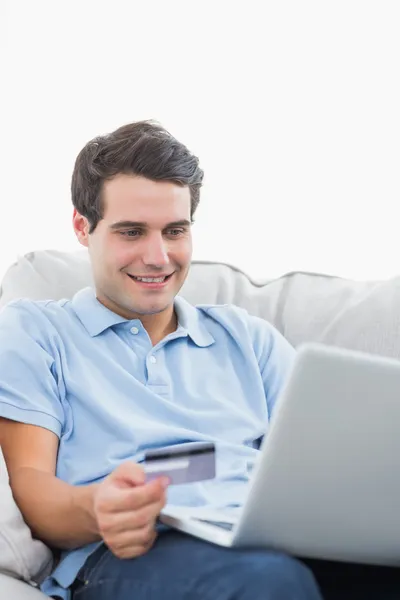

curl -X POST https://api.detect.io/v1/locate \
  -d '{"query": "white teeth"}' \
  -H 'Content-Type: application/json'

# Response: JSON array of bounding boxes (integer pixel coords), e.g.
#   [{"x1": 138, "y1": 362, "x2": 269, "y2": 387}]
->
[{"x1": 134, "y1": 276, "x2": 166, "y2": 283}]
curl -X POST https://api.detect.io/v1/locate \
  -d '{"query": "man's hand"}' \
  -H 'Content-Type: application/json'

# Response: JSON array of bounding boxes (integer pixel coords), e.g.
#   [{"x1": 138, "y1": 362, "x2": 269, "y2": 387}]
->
[{"x1": 93, "y1": 461, "x2": 169, "y2": 559}]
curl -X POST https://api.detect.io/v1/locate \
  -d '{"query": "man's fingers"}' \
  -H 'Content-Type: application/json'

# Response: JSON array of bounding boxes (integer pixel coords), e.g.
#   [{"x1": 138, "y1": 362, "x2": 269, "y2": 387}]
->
[
  {"x1": 99, "y1": 498, "x2": 165, "y2": 535},
  {"x1": 107, "y1": 527, "x2": 158, "y2": 559},
  {"x1": 94, "y1": 464, "x2": 169, "y2": 558},
  {"x1": 97, "y1": 477, "x2": 168, "y2": 514},
  {"x1": 111, "y1": 461, "x2": 146, "y2": 488}
]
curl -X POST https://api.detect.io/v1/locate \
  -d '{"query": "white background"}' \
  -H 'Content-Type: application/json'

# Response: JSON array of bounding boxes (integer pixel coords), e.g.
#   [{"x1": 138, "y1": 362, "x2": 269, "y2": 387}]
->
[{"x1": 2, "y1": 0, "x2": 400, "y2": 282}]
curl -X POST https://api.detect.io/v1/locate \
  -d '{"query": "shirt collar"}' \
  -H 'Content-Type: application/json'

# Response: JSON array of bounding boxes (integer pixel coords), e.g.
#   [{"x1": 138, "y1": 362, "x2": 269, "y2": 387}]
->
[
  {"x1": 174, "y1": 296, "x2": 215, "y2": 347},
  {"x1": 71, "y1": 288, "x2": 129, "y2": 336},
  {"x1": 71, "y1": 288, "x2": 215, "y2": 347}
]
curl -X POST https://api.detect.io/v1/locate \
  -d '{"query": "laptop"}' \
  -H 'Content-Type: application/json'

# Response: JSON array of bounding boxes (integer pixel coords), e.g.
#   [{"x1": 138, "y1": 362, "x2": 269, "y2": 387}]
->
[{"x1": 160, "y1": 342, "x2": 400, "y2": 566}]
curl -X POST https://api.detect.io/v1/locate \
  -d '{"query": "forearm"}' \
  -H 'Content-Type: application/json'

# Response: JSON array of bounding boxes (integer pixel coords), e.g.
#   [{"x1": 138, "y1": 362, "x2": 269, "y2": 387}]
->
[{"x1": 9, "y1": 467, "x2": 101, "y2": 550}]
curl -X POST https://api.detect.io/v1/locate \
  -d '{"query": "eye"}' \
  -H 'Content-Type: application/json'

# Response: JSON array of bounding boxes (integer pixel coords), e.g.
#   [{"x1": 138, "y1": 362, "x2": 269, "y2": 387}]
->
[
  {"x1": 166, "y1": 228, "x2": 185, "y2": 237},
  {"x1": 120, "y1": 230, "x2": 141, "y2": 238}
]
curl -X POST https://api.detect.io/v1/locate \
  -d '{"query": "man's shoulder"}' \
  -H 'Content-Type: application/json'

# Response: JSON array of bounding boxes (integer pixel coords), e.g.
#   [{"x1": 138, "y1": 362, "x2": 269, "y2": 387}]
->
[
  {"x1": 2, "y1": 296, "x2": 67, "y2": 309},
  {"x1": 194, "y1": 302, "x2": 275, "y2": 340},
  {"x1": 196, "y1": 302, "x2": 268, "y2": 325},
  {"x1": 0, "y1": 296, "x2": 71, "y2": 333},
  {"x1": 194, "y1": 302, "x2": 243, "y2": 323}
]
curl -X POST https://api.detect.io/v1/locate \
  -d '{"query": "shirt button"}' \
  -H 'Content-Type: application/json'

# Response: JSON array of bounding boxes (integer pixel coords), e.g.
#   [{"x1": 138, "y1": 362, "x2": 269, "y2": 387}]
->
[
  {"x1": 149, "y1": 355, "x2": 157, "y2": 364},
  {"x1": 130, "y1": 326, "x2": 139, "y2": 335}
]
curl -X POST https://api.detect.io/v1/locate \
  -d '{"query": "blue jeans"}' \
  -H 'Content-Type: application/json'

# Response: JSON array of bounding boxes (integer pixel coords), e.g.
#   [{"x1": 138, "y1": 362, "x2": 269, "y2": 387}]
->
[
  {"x1": 71, "y1": 531, "x2": 400, "y2": 600},
  {"x1": 71, "y1": 530, "x2": 322, "y2": 600}
]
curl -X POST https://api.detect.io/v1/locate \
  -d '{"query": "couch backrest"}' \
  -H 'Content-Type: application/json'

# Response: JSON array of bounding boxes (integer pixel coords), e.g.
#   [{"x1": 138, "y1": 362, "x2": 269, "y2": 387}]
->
[{"x1": 2, "y1": 250, "x2": 400, "y2": 359}]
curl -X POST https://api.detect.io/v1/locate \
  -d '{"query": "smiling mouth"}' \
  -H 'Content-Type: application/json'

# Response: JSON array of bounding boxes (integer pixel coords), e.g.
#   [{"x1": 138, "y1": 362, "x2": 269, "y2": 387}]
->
[{"x1": 127, "y1": 273, "x2": 174, "y2": 283}]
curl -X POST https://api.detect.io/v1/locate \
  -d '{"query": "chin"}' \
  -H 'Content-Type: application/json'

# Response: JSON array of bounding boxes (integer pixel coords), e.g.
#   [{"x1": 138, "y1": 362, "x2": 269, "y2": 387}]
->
[
  {"x1": 133, "y1": 306, "x2": 171, "y2": 316},
  {"x1": 127, "y1": 298, "x2": 173, "y2": 316}
]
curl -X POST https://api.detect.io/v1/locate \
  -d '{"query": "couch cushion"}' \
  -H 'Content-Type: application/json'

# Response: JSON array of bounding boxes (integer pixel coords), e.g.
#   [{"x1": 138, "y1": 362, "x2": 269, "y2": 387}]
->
[{"x1": 0, "y1": 448, "x2": 53, "y2": 584}]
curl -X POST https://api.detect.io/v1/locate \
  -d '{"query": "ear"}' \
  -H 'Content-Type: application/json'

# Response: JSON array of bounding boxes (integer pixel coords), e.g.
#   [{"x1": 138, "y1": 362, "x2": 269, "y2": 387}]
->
[{"x1": 72, "y1": 209, "x2": 90, "y2": 247}]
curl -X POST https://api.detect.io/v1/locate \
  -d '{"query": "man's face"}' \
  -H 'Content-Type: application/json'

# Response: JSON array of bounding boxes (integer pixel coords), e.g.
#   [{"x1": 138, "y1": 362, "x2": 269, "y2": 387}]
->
[{"x1": 73, "y1": 174, "x2": 193, "y2": 319}]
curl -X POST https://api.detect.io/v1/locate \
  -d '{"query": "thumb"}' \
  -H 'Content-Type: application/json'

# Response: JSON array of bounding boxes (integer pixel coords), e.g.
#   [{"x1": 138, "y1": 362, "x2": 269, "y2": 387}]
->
[{"x1": 111, "y1": 460, "x2": 146, "y2": 489}]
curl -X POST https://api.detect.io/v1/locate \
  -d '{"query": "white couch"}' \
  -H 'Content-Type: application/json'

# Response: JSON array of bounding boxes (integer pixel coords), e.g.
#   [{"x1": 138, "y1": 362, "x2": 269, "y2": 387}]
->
[{"x1": 2, "y1": 249, "x2": 400, "y2": 599}]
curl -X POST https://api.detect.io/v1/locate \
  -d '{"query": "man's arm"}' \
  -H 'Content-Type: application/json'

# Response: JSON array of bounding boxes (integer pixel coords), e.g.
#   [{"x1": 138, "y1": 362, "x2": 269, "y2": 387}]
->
[
  {"x1": 0, "y1": 417, "x2": 169, "y2": 557},
  {"x1": 0, "y1": 302, "x2": 168, "y2": 558},
  {"x1": 0, "y1": 417, "x2": 100, "y2": 550}
]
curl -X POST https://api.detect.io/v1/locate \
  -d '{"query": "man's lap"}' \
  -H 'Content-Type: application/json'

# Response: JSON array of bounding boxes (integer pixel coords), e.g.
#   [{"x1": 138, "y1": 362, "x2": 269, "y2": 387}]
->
[
  {"x1": 71, "y1": 530, "x2": 400, "y2": 600},
  {"x1": 71, "y1": 530, "x2": 321, "y2": 600}
]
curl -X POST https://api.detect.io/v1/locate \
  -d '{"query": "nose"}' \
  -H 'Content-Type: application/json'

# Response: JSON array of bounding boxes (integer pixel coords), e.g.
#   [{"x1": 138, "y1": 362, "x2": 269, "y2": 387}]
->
[{"x1": 141, "y1": 232, "x2": 170, "y2": 268}]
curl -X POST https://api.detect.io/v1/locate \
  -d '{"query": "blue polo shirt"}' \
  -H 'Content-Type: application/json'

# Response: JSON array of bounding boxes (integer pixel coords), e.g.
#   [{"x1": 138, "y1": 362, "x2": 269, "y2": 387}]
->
[{"x1": 0, "y1": 288, "x2": 295, "y2": 599}]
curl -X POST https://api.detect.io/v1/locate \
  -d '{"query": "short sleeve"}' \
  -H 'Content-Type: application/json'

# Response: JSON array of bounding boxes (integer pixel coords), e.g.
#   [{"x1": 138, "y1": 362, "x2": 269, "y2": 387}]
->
[
  {"x1": 0, "y1": 301, "x2": 64, "y2": 437},
  {"x1": 247, "y1": 315, "x2": 296, "y2": 419}
]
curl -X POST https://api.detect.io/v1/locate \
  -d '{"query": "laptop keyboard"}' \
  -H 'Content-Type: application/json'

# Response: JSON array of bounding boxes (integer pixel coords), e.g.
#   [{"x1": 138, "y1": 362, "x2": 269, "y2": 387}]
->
[{"x1": 193, "y1": 518, "x2": 235, "y2": 531}]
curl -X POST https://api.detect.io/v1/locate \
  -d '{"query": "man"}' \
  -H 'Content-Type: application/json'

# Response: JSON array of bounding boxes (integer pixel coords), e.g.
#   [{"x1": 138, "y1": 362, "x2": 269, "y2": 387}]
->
[{"x1": 0, "y1": 121, "x2": 397, "y2": 600}]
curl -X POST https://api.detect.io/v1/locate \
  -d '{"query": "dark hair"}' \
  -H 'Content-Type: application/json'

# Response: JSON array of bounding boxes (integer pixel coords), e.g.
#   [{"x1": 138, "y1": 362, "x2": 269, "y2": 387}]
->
[{"x1": 71, "y1": 120, "x2": 204, "y2": 233}]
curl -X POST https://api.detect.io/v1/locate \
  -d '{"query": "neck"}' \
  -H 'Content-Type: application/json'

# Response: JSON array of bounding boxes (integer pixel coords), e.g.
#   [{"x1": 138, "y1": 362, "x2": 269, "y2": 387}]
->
[
  {"x1": 96, "y1": 292, "x2": 178, "y2": 346},
  {"x1": 139, "y1": 309, "x2": 178, "y2": 346}
]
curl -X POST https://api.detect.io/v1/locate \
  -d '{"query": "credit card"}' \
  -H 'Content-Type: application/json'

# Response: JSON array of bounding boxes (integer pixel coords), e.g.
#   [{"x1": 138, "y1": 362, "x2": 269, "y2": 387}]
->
[{"x1": 143, "y1": 441, "x2": 216, "y2": 486}]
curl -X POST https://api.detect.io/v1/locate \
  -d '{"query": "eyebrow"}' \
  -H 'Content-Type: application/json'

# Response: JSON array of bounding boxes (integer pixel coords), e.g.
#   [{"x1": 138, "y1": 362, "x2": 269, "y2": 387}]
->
[{"x1": 109, "y1": 219, "x2": 193, "y2": 230}]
